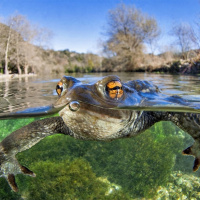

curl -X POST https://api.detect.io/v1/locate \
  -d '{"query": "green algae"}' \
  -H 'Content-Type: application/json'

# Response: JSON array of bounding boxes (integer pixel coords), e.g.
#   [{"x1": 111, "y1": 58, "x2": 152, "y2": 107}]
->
[{"x1": 0, "y1": 118, "x2": 198, "y2": 199}]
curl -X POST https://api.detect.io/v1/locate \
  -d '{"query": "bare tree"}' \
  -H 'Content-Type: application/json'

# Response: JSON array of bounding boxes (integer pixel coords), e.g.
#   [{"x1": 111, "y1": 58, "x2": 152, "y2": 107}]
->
[
  {"x1": 190, "y1": 17, "x2": 200, "y2": 51},
  {"x1": 103, "y1": 3, "x2": 161, "y2": 71},
  {"x1": 34, "y1": 26, "x2": 53, "y2": 49},
  {"x1": 144, "y1": 18, "x2": 161, "y2": 56},
  {"x1": 4, "y1": 24, "x2": 12, "y2": 74},
  {"x1": 0, "y1": 13, "x2": 53, "y2": 74},
  {"x1": 0, "y1": 19, "x2": 15, "y2": 75},
  {"x1": 170, "y1": 23, "x2": 196, "y2": 59},
  {"x1": 11, "y1": 14, "x2": 39, "y2": 74},
  {"x1": 8, "y1": 14, "x2": 26, "y2": 74}
]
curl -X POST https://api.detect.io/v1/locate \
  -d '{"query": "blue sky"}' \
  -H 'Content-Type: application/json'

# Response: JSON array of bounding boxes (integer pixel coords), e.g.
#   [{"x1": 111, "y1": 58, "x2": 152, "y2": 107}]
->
[{"x1": 0, "y1": 0, "x2": 200, "y2": 54}]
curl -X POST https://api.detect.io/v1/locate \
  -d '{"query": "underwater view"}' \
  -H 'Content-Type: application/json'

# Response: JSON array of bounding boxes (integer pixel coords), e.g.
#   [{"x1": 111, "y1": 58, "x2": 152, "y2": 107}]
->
[{"x1": 1, "y1": 72, "x2": 200, "y2": 200}]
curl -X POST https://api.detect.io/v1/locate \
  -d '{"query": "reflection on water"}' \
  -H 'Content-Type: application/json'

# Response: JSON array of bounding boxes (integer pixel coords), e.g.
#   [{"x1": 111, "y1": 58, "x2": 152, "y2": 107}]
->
[
  {"x1": 1, "y1": 72, "x2": 200, "y2": 199},
  {"x1": 0, "y1": 75, "x2": 58, "y2": 114}
]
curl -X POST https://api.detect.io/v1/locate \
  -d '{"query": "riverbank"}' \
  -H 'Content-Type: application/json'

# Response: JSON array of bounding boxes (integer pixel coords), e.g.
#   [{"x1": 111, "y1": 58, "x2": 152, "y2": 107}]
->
[
  {"x1": 150, "y1": 59, "x2": 200, "y2": 75},
  {"x1": 1, "y1": 57, "x2": 200, "y2": 76}
]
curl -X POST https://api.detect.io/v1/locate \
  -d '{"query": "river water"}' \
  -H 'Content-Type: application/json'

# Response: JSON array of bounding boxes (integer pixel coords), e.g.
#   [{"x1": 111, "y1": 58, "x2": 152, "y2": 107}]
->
[
  {"x1": 1, "y1": 72, "x2": 200, "y2": 114},
  {"x1": 0, "y1": 72, "x2": 200, "y2": 199}
]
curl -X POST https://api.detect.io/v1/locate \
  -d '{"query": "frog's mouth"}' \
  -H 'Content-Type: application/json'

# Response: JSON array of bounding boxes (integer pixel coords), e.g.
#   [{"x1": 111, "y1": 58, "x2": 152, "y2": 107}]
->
[
  {"x1": 53, "y1": 94, "x2": 119, "y2": 110},
  {"x1": 59, "y1": 100, "x2": 132, "y2": 141},
  {"x1": 58, "y1": 100, "x2": 129, "y2": 119}
]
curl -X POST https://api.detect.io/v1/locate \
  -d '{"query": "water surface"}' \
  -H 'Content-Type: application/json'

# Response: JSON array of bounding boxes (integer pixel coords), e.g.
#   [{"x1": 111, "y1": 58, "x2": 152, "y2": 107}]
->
[{"x1": 1, "y1": 72, "x2": 200, "y2": 114}]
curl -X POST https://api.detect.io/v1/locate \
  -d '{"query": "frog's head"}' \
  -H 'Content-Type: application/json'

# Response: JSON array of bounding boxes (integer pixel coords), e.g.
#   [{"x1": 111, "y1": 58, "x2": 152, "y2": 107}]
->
[{"x1": 53, "y1": 75, "x2": 137, "y2": 140}]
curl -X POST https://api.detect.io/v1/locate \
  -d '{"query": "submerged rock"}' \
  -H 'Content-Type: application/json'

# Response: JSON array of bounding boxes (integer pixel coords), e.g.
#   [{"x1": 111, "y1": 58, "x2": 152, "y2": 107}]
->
[
  {"x1": 154, "y1": 171, "x2": 200, "y2": 199},
  {"x1": 98, "y1": 177, "x2": 121, "y2": 195},
  {"x1": 97, "y1": 171, "x2": 200, "y2": 199}
]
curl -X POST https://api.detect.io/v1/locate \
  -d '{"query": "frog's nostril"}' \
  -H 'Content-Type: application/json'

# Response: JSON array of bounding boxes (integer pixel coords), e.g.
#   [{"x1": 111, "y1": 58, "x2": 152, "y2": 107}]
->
[{"x1": 69, "y1": 101, "x2": 80, "y2": 112}]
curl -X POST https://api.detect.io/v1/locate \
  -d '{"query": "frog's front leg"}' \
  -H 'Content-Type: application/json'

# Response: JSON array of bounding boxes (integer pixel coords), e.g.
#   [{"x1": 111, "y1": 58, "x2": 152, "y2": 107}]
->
[{"x1": 0, "y1": 116, "x2": 71, "y2": 192}]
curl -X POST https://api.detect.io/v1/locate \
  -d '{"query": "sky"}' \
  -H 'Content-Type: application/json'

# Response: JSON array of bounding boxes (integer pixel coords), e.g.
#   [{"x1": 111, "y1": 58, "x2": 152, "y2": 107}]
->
[{"x1": 0, "y1": 0, "x2": 200, "y2": 54}]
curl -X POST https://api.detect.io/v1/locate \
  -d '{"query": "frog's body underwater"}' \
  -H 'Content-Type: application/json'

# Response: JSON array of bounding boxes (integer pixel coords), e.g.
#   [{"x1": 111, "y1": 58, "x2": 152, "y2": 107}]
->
[{"x1": 0, "y1": 75, "x2": 200, "y2": 192}]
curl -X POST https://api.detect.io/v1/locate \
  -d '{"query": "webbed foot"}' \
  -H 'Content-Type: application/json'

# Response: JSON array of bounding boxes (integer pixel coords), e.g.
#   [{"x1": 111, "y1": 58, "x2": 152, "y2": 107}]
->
[
  {"x1": 0, "y1": 156, "x2": 36, "y2": 192},
  {"x1": 183, "y1": 143, "x2": 200, "y2": 171}
]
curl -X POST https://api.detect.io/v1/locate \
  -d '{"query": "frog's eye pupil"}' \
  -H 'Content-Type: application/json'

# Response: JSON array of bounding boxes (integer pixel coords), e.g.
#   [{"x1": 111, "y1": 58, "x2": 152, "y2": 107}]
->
[
  {"x1": 56, "y1": 81, "x2": 63, "y2": 96},
  {"x1": 106, "y1": 81, "x2": 123, "y2": 99}
]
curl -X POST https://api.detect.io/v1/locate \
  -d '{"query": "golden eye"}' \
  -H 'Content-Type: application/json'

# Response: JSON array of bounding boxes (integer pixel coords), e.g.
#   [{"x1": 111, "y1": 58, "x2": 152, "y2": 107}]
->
[
  {"x1": 106, "y1": 81, "x2": 123, "y2": 99},
  {"x1": 56, "y1": 81, "x2": 63, "y2": 96}
]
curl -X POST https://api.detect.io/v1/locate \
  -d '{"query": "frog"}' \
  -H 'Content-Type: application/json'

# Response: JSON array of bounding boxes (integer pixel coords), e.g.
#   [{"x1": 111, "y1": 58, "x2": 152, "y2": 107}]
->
[{"x1": 0, "y1": 75, "x2": 200, "y2": 192}]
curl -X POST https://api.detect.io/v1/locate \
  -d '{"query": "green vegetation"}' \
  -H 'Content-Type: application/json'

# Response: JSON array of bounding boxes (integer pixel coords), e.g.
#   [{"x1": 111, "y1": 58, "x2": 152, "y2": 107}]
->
[
  {"x1": 18, "y1": 159, "x2": 108, "y2": 200},
  {"x1": 0, "y1": 118, "x2": 34, "y2": 142},
  {"x1": 0, "y1": 116, "x2": 195, "y2": 199}
]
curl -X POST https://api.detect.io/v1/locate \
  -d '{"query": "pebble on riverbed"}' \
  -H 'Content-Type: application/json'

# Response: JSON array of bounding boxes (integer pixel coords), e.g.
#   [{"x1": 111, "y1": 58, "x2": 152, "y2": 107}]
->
[{"x1": 155, "y1": 171, "x2": 200, "y2": 199}]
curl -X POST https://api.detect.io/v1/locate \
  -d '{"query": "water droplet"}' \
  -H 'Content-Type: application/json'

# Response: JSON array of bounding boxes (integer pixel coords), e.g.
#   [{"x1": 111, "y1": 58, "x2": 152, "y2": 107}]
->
[{"x1": 69, "y1": 101, "x2": 80, "y2": 112}]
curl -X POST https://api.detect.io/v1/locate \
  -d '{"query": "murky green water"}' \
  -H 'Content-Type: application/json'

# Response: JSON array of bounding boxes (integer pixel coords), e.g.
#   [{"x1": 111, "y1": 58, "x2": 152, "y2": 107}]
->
[{"x1": 0, "y1": 72, "x2": 200, "y2": 199}]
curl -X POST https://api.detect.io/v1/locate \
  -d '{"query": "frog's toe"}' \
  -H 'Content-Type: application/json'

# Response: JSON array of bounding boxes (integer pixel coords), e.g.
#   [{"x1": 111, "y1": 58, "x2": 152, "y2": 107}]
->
[
  {"x1": 182, "y1": 144, "x2": 200, "y2": 171},
  {"x1": 193, "y1": 158, "x2": 200, "y2": 171},
  {"x1": 0, "y1": 156, "x2": 36, "y2": 192},
  {"x1": 182, "y1": 146, "x2": 192, "y2": 155},
  {"x1": 7, "y1": 174, "x2": 18, "y2": 192},
  {"x1": 20, "y1": 165, "x2": 36, "y2": 177}
]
